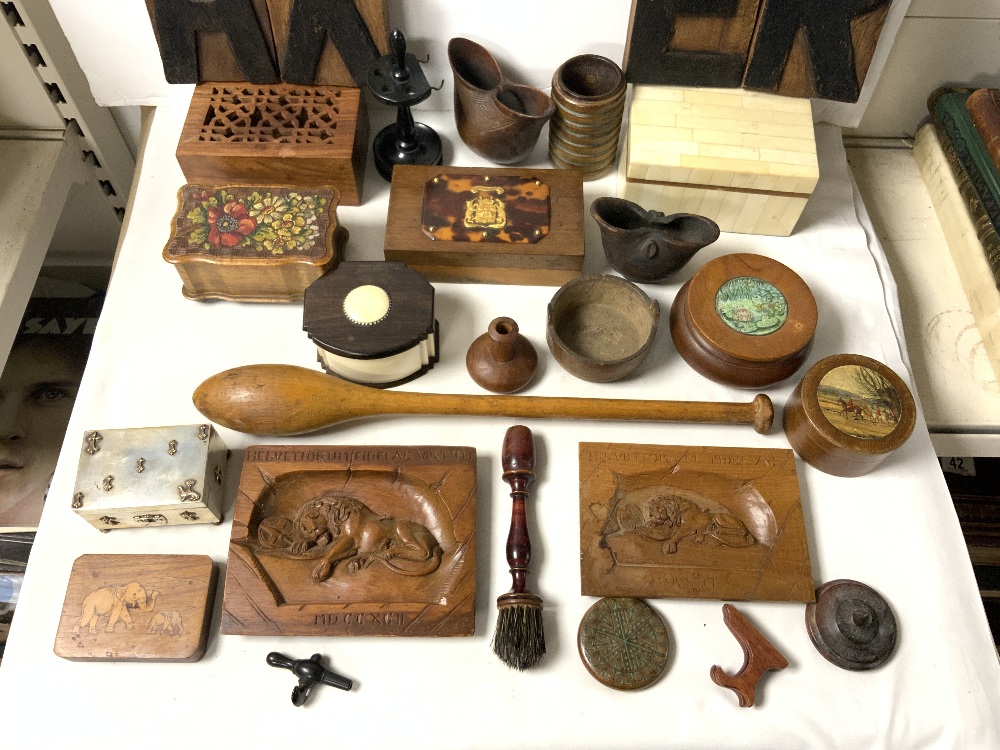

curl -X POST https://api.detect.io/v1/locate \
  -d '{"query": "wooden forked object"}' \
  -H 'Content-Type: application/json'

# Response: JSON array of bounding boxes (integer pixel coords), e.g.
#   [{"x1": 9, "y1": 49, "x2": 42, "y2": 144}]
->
[
  {"x1": 710, "y1": 603, "x2": 788, "y2": 707},
  {"x1": 192, "y1": 364, "x2": 773, "y2": 436}
]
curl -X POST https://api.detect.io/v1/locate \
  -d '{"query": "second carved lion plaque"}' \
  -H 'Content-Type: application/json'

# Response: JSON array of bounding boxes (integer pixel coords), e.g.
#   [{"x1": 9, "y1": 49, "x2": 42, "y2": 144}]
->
[
  {"x1": 222, "y1": 445, "x2": 477, "y2": 636},
  {"x1": 580, "y1": 443, "x2": 814, "y2": 602}
]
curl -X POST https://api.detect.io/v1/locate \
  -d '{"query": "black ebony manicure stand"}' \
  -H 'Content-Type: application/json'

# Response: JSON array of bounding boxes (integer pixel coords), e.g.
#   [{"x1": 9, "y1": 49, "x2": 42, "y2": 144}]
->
[{"x1": 367, "y1": 29, "x2": 443, "y2": 180}]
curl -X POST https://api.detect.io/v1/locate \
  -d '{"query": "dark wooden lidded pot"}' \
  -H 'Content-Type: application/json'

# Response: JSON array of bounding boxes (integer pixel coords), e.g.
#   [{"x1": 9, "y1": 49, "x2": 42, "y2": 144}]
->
[
  {"x1": 303, "y1": 261, "x2": 438, "y2": 388},
  {"x1": 670, "y1": 253, "x2": 817, "y2": 388},
  {"x1": 783, "y1": 353, "x2": 916, "y2": 477}
]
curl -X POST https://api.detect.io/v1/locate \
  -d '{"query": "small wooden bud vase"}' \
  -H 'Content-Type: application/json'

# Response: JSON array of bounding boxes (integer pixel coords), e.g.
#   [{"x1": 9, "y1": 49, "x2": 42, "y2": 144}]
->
[
  {"x1": 465, "y1": 317, "x2": 537, "y2": 393},
  {"x1": 163, "y1": 183, "x2": 346, "y2": 302},
  {"x1": 670, "y1": 253, "x2": 817, "y2": 388},
  {"x1": 783, "y1": 353, "x2": 916, "y2": 477}
]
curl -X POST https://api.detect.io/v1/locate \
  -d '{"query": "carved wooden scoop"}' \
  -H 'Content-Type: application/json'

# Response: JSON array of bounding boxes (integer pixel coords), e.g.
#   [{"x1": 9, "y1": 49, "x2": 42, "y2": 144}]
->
[{"x1": 192, "y1": 364, "x2": 774, "y2": 436}]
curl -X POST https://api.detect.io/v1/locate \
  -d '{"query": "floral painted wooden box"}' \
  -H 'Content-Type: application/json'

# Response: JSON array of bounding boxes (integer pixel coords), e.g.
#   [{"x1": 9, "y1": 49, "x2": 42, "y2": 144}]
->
[
  {"x1": 163, "y1": 183, "x2": 347, "y2": 302},
  {"x1": 70, "y1": 424, "x2": 229, "y2": 532}
]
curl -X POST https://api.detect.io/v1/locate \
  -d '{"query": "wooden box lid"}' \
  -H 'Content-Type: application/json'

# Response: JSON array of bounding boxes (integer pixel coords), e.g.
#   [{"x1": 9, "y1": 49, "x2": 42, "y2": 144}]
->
[
  {"x1": 54, "y1": 554, "x2": 217, "y2": 661},
  {"x1": 178, "y1": 84, "x2": 364, "y2": 161},
  {"x1": 670, "y1": 253, "x2": 817, "y2": 387},
  {"x1": 303, "y1": 261, "x2": 435, "y2": 358},
  {"x1": 626, "y1": 86, "x2": 819, "y2": 197},
  {"x1": 175, "y1": 84, "x2": 368, "y2": 205},
  {"x1": 164, "y1": 184, "x2": 341, "y2": 266},
  {"x1": 383, "y1": 165, "x2": 585, "y2": 285}
]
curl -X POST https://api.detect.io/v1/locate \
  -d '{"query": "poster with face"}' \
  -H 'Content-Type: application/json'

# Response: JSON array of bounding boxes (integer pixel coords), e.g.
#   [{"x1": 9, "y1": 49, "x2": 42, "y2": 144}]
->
[{"x1": 0, "y1": 297, "x2": 102, "y2": 530}]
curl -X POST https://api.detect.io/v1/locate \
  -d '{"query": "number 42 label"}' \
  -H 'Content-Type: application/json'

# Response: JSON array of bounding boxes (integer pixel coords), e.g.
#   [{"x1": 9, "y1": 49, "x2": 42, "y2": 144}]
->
[{"x1": 940, "y1": 457, "x2": 976, "y2": 477}]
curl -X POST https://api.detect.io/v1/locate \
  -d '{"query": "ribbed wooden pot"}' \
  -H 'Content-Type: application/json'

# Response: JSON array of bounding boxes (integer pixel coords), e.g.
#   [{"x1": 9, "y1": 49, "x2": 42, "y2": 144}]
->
[{"x1": 549, "y1": 55, "x2": 626, "y2": 180}]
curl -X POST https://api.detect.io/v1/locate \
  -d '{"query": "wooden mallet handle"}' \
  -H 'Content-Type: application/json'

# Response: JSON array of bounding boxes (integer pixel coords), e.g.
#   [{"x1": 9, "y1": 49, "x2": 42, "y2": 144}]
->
[{"x1": 500, "y1": 425, "x2": 538, "y2": 604}]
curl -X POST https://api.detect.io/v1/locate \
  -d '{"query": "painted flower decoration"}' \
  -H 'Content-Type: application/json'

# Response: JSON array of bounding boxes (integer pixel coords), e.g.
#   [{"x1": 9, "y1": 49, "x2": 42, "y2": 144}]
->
[
  {"x1": 207, "y1": 201, "x2": 257, "y2": 247},
  {"x1": 184, "y1": 188, "x2": 328, "y2": 256},
  {"x1": 249, "y1": 194, "x2": 289, "y2": 225}
]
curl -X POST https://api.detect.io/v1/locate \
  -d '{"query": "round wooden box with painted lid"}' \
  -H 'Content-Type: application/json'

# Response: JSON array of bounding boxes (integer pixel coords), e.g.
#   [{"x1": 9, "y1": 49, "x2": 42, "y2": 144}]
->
[
  {"x1": 303, "y1": 261, "x2": 438, "y2": 387},
  {"x1": 783, "y1": 353, "x2": 916, "y2": 477},
  {"x1": 669, "y1": 253, "x2": 817, "y2": 388}
]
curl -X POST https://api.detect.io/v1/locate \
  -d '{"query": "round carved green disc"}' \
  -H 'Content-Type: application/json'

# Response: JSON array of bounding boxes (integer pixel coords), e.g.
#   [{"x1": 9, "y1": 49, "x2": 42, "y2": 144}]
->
[
  {"x1": 577, "y1": 597, "x2": 669, "y2": 690},
  {"x1": 714, "y1": 276, "x2": 788, "y2": 336}
]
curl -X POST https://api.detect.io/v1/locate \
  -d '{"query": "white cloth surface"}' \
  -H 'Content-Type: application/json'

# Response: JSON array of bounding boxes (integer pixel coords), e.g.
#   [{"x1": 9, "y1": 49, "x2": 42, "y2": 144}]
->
[{"x1": 0, "y1": 92, "x2": 997, "y2": 749}]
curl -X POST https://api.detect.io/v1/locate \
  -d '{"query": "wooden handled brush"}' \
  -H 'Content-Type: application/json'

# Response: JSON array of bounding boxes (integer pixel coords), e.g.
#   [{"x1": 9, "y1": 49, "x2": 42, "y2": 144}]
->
[
  {"x1": 491, "y1": 425, "x2": 545, "y2": 670},
  {"x1": 192, "y1": 364, "x2": 774, "y2": 435}
]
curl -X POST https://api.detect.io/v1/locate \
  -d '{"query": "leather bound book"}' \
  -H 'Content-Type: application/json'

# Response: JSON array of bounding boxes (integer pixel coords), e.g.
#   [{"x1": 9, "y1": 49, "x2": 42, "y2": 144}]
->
[
  {"x1": 928, "y1": 87, "x2": 1000, "y2": 289},
  {"x1": 968, "y1": 88, "x2": 1000, "y2": 173}
]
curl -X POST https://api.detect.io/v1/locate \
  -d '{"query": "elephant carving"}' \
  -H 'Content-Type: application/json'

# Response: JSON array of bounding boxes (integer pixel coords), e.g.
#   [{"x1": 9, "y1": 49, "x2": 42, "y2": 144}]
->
[
  {"x1": 72, "y1": 582, "x2": 160, "y2": 634},
  {"x1": 147, "y1": 610, "x2": 184, "y2": 636}
]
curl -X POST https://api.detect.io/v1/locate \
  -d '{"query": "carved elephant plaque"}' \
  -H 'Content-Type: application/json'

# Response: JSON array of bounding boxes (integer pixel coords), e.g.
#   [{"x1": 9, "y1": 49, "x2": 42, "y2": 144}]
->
[
  {"x1": 222, "y1": 445, "x2": 477, "y2": 636},
  {"x1": 580, "y1": 443, "x2": 814, "y2": 602},
  {"x1": 54, "y1": 555, "x2": 217, "y2": 661}
]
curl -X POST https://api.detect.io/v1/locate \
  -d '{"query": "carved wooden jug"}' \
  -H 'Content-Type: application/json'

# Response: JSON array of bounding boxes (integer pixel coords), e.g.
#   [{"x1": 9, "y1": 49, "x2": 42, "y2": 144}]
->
[
  {"x1": 590, "y1": 197, "x2": 720, "y2": 283},
  {"x1": 448, "y1": 37, "x2": 555, "y2": 164}
]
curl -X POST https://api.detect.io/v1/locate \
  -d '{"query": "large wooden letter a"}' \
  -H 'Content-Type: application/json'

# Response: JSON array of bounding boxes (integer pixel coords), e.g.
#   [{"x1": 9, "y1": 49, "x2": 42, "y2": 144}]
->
[{"x1": 147, "y1": 0, "x2": 279, "y2": 84}]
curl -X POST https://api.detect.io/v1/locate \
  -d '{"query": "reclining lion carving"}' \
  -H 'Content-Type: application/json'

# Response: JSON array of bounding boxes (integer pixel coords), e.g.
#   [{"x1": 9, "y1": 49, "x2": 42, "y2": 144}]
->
[
  {"x1": 285, "y1": 494, "x2": 443, "y2": 582},
  {"x1": 639, "y1": 495, "x2": 755, "y2": 554}
]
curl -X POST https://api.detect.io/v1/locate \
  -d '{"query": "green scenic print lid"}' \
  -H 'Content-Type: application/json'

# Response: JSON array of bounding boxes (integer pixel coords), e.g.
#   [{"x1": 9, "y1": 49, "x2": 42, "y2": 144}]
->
[{"x1": 714, "y1": 276, "x2": 788, "y2": 336}]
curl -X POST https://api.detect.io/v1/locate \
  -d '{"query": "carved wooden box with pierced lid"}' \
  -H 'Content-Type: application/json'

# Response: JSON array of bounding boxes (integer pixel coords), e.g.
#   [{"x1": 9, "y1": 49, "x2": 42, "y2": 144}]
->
[
  {"x1": 175, "y1": 83, "x2": 369, "y2": 205},
  {"x1": 70, "y1": 425, "x2": 229, "y2": 532}
]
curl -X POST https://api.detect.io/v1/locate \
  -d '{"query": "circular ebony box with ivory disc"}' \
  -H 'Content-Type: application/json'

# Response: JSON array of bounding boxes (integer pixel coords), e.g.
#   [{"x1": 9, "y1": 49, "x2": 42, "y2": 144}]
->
[
  {"x1": 303, "y1": 261, "x2": 438, "y2": 387},
  {"x1": 783, "y1": 353, "x2": 916, "y2": 477},
  {"x1": 669, "y1": 253, "x2": 817, "y2": 388}
]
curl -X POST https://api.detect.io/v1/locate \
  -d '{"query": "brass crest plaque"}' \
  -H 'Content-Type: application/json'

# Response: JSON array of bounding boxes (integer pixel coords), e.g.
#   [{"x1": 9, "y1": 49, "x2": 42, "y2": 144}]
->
[{"x1": 579, "y1": 443, "x2": 814, "y2": 602}]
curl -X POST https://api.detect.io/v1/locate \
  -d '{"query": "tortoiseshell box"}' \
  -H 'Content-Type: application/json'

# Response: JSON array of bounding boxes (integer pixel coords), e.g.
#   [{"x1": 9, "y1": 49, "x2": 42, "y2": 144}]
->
[
  {"x1": 70, "y1": 425, "x2": 229, "y2": 532},
  {"x1": 383, "y1": 165, "x2": 585, "y2": 286}
]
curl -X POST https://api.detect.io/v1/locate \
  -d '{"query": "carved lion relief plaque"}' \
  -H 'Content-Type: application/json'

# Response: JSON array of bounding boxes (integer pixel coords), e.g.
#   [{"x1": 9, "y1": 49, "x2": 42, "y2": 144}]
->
[
  {"x1": 580, "y1": 443, "x2": 814, "y2": 602},
  {"x1": 222, "y1": 445, "x2": 477, "y2": 636}
]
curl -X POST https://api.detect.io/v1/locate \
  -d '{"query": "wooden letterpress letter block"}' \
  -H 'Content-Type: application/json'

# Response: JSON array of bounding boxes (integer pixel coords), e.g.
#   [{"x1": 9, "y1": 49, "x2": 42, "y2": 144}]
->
[
  {"x1": 145, "y1": 0, "x2": 279, "y2": 83},
  {"x1": 267, "y1": 0, "x2": 390, "y2": 86},
  {"x1": 624, "y1": 0, "x2": 760, "y2": 87},
  {"x1": 743, "y1": 0, "x2": 892, "y2": 102}
]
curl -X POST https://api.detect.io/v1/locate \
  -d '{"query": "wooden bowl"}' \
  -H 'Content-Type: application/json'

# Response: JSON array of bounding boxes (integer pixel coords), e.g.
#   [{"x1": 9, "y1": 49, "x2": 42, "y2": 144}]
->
[
  {"x1": 546, "y1": 275, "x2": 659, "y2": 382},
  {"x1": 783, "y1": 353, "x2": 916, "y2": 477},
  {"x1": 670, "y1": 253, "x2": 817, "y2": 388}
]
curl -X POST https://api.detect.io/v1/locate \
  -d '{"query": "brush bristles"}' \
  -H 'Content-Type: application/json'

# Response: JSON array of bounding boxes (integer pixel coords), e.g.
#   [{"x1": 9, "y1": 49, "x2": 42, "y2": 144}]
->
[{"x1": 492, "y1": 603, "x2": 545, "y2": 670}]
